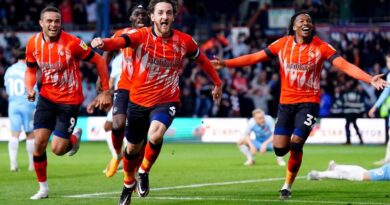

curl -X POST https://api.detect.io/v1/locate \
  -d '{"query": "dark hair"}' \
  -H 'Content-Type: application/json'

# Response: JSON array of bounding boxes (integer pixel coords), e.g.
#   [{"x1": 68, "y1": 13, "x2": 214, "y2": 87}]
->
[
  {"x1": 287, "y1": 11, "x2": 312, "y2": 35},
  {"x1": 40, "y1": 6, "x2": 60, "y2": 19},
  {"x1": 17, "y1": 47, "x2": 26, "y2": 59},
  {"x1": 386, "y1": 53, "x2": 390, "y2": 58},
  {"x1": 147, "y1": 0, "x2": 178, "y2": 16},
  {"x1": 128, "y1": 3, "x2": 146, "y2": 15}
]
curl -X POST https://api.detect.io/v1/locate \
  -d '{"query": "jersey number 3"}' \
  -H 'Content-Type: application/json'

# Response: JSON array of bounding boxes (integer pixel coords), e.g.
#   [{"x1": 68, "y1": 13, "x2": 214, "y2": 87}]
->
[{"x1": 304, "y1": 114, "x2": 316, "y2": 127}]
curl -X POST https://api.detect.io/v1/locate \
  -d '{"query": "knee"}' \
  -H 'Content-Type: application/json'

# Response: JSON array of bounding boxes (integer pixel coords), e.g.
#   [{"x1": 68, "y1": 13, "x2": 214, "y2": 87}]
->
[
  {"x1": 290, "y1": 142, "x2": 303, "y2": 153},
  {"x1": 112, "y1": 117, "x2": 126, "y2": 130},
  {"x1": 273, "y1": 147, "x2": 289, "y2": 156},
  {"x1": 50, "y1": 141, "x2": 68, "y2": 156},
  {"x1": 51, "y1": 145, "x2": 66, "y2": 156},
  {"x1": 149, "y1": 132, "x2": 163, "y2": 144},
  {"x1": 34, "y1": 141, "x2": 47, "y2": 154},
  {"x1": 125, "y1": 141, "x2": 144, "y2": 154}
]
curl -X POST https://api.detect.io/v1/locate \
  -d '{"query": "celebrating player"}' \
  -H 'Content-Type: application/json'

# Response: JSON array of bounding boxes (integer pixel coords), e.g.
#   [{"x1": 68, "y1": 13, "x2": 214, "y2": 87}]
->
[
  {"x1": 91, "y1": 0, "x2": 222, "y2": 204},
  {"x1": 212, "y1": 11, "x2": 387, "y2": 200},
  {"x1": 25, "y1": 6, "x2": 111, "y2": 200}
]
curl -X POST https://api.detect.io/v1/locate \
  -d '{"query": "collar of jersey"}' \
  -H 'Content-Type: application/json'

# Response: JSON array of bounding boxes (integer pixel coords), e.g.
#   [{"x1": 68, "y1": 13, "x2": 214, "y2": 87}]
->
[
  {"x1": 41, "y1": 30, "x2": 62, "y2": 43},
  {"x1": 293, "y1": 35, "x2": 313, "y2": 45},
  {"x1": 151, "y1": 25, "x2": 173, "y2": 38}
]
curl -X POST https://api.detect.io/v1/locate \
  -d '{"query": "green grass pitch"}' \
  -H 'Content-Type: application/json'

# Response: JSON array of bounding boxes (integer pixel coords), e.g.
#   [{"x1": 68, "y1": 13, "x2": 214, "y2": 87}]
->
[{"x1": 1, "y1": 142, "x2": 389, "y2": 205}]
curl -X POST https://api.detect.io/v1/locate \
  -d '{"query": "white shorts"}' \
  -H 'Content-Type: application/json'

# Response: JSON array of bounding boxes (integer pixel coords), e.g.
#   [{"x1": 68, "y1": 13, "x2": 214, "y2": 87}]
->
[{"x1": 106, "y1": 107, "x2": 113, "y2": 122}]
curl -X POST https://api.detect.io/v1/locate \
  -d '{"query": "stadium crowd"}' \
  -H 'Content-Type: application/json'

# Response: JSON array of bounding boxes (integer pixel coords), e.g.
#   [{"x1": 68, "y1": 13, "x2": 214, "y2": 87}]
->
[{"x1": 1, "y1": 0, "x2": 390, "y2": 119}]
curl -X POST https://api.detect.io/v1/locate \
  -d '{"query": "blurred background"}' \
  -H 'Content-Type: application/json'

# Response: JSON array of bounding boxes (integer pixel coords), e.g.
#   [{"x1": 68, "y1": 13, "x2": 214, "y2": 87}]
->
[{"x1": 0, "y1": 0, "x2": 390, "y2": 144}]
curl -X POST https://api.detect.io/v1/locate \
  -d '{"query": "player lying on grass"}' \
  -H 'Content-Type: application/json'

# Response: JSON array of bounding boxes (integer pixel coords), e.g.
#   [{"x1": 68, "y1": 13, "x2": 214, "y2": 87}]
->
[{"x1": 307, "y1": 160, "x2": 390, "y2": 181}]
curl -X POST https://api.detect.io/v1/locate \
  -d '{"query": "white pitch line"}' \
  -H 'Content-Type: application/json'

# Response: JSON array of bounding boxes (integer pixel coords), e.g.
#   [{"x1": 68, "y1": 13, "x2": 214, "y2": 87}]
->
[
  {"x1": 63, "y1": 176, "x2": 388, "y2": 205},
  {"x1": 145, "y1": 196, "x2": 389, "y2": 205},
  {"x1": 64, "y1": 176, "x2": 291, "y2": 198}
]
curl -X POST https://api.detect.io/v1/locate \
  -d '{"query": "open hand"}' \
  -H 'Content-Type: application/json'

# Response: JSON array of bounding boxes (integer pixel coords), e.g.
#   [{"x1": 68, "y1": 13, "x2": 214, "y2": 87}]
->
[{"x1": 371, "y1": 74, "x2": 389, "y2": 90}]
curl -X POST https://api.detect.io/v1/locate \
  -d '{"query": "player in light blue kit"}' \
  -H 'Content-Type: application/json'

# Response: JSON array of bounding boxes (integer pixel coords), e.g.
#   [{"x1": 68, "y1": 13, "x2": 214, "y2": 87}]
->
[
  {"x1": 4, "y1": 48, "x2": 36, "y2": 172},
  {"x1": 238, "y1": 108, "x2": 285, "y2": 166},
  {"x1": 307, "y1": 160, "x2": 390, "y2": 181},
  {"x1": 368, "y1": 53, "x2": 390, "y2": 166},
  {"x1": 104, "y1": 53, "x2": 124, "y2": 173}
]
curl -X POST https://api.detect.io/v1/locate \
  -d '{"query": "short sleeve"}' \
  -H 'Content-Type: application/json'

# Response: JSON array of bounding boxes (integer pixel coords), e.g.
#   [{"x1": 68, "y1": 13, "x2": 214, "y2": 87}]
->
[
  {"x1": 266, "y1": 37, "x2": 287, "y2": 58},
  {"x1": 264, "y1": 115, "x2": 275, "y2": 133},
  {"x1": 244, "y1": 118, "x2": 256, "y2": 135},
  {"x1": 70, "y1": 37, "x2": 94, "y2": 61},
  {"x1": 125, "y1": 28, "x2": 145, "y2": 48},
  {"x1": 25, "y1": 37, "x2": 36, "y2": 64},
  {"x1": 320, "y1": 42, "x2": 338, "y2": 61}
]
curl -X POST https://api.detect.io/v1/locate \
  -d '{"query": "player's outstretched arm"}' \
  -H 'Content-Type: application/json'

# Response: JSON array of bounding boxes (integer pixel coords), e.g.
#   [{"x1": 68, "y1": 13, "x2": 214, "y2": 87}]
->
[
  {"x1": 91, "y1": 36, "x2": 127, "y2": 51},
  {"x1": 211, "y1": 50, "x2": 270, "y2": 69},
  {"x1": 195, "y1": 52, "x2": 222, "y2": 105},
  {"x1": 89, "y1": 53, "x2": 112, "y2": 110},
  {"x1": 333, "y1": 56, "x2": 389, "y2": 90}
]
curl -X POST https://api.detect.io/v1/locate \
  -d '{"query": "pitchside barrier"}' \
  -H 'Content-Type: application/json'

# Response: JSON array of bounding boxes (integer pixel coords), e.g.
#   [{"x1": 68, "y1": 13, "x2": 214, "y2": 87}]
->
[{"x1": 0, "y1": 117, "x2": 386, "y2": 144}]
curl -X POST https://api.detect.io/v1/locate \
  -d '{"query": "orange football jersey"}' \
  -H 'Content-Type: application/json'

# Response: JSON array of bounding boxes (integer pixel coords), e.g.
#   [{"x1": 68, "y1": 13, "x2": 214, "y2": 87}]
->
[
  {"x1": 266, "y1": 36, "x2": 337, "y2": 104},
  {"x1": 122, "y1": 27, "x2": 200, "y2": 107},
  {"x1": 26, "y1": 31, "x2": 94, "y2": 104}
]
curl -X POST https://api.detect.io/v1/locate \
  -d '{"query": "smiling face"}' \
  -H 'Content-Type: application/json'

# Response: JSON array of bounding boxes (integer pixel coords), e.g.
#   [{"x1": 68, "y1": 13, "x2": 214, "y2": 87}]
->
[
  {"x1": 293, "y1": 14, "x2": 313, "y2": 41},
  {"x1": 130, "y1": 8, "x2": 148, "y2": 28},
  {"x1": 39, "y1": 11, "x2": 61, "y2": 42},
  {"x1": 150, "y1": 2, "x2": 175, "y2": 37}
]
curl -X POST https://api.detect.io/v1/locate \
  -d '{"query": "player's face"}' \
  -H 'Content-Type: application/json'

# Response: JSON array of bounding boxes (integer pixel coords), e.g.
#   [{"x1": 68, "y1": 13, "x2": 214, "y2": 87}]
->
[
  {"x1": 130, "y1": 8, "x2": 148, "y2": 29},
  {"x1": 253, "y1": 112, "x2": 265, "y2": 126},
  {"x1": 39, "y1": 11, "x2": 61, "y2": 41},
  {"x1": 150, "y1": 2, "x2": 174, "y2": 37},
  {"x1": 293, "y1": 14, "x2": 313, "y2": 39}
]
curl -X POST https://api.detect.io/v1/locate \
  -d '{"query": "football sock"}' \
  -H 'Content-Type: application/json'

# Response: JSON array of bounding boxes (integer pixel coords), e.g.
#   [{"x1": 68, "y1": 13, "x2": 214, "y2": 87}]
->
[
  {"x1": 39, "y1": 181, "x2": 49, "y2": 192},
  {"x1": 239, "y1": 145, "x2": 253, "y2": 161},
  {"x1": 105, "y1": 132, "x2": 117, "y2": 158},
  {"x1": 384, "y1": 140, "x2": 390, "y2": 163},
  {"x1": 123, "y1": 151, "x2": 141, "y2": 186},
  {"x1": 140, "y1": 141, "x2": 163, "y2": 173},
  {"x1": 33, "y1": 152, "x2": 47, "y2": 182},
  {"x1": 26, "y1": 138, "x2": 35, "y2": 169},
  {"x1": 66, "y1": 133, "x2": 78, "y2": 152},
  {"x1": 285, "y1": 150, "x2": 303, "y2": 187},
  {"x1": 112, "y1": 129, "x2": 125, "y2": 154},
  {"x1": 8, "y1": 137, "x2": 19, "y2": 169}
]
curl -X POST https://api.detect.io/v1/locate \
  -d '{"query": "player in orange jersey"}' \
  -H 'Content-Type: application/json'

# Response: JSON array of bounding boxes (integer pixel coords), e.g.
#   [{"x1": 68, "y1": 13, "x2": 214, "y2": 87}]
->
[
  {"x1": 212, "y1": 11, "x2": 388, "y2": 200},
  {"x1": 25, "y1": 6, "x2": 111, "y2": 200},
  {"x1": 89, "y1": 4, "x2": 149, "y2": 178},
  {"x1": 91, "y1": 0, "x2": 222, "y2": 204}
]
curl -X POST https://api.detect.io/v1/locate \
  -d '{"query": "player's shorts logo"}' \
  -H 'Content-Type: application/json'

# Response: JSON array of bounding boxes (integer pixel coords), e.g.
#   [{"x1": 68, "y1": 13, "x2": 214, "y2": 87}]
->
[
  {"x1": 113, "y1": 106, "x2": 118, "y2": 114},
  {"x1": 375, "y1": 169, "x2": 384, "y2": 176},
  {"x1": 169, "y1": 106, "x2": 176, "y2": 117}
]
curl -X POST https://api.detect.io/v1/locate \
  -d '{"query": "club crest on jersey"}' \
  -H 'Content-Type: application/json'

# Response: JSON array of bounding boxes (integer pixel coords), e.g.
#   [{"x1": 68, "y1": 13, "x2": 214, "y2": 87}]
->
[
  {"x1": 79, "y1": 41, "x2": 88, "y2": 50},
  {"x1": 33, "y1": 51, "x2": 40, "y2": 57}
]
